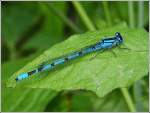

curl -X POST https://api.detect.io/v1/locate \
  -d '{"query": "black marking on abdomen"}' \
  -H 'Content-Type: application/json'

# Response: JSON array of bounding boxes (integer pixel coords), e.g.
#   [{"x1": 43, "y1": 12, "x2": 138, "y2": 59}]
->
[
  {"x1": 28, "y1": 70, "x2": 36, "y2": 76},
  {"x1": 38, "y1": 66, "x2": 44, "y2": 72},
  {"x1": 78, "y1": 51, "x2": 83, "y2": 56},
  {"x1": 51, "y1": 63, "x2": 55, "y2": 67},
  {"x1": 92, "y1": 46, "x2": 96, "y2": 49},
  {"x1": 65, "y1": 57, "x2": 69, "y2": 61},
  {"x1": 15, "y1": 78, "x2": 18, "y2": 81}
]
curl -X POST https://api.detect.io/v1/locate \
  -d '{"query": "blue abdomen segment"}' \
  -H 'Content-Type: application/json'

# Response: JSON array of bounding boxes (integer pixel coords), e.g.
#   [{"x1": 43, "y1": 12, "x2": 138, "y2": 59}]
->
[
  {"x1": 42, "y1": 64, "x2": 52, "y2": 71},
  {"x1": 68, "y1": 53, "x2": 79, "y2": 60},
  {"x1": 83, "y1": 47, "x2": 94, "y2": 54},
  {"x1": 16, "y1": 69, "x2": 39, "y2": 81},
  {"x1": 16, "y1": 73, "x2": 28, "y2": 81},
  {"x1": 54, "y1": 58, "x2": 65, "y2": 65}
]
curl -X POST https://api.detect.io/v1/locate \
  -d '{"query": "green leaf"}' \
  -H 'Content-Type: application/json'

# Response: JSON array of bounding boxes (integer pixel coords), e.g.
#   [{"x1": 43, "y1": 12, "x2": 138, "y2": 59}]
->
[
  {"x1": 2, "y1": 57, "x2": 57, "y2": 112},
  {"x1": 2, "y1": 88, "x2": 57, "y2": 112},
  {"x1": 6, "y1": 23, "x2": 148, "y2": 97},
  {"x1": 23, "y1": 2, "x2": 67, "y2": 50},
  {"x1": 116, "y1": 1, "x2": 149, "y2": 27},
  {"x1": 133, "y1": 76, "x2": 149, "y2": 111},
  {"x1": 2, "y1": 2, "x2": 67, "y2": 50},
  {"x1": 2, "y1": 2, "x2": 41, "y2": 45},
  {"x1": 71, "y1": 90, "x2": 129, "y2": 111},
  {"x1": 45, "y1": 90, "x2": 129, "y2": 112}
]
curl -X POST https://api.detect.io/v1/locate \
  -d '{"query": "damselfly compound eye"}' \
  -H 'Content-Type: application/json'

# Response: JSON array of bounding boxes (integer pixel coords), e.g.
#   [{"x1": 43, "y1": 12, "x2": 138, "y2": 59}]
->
[{"x1": 115, "y1": 32, "x2": 123, "y2": 42}]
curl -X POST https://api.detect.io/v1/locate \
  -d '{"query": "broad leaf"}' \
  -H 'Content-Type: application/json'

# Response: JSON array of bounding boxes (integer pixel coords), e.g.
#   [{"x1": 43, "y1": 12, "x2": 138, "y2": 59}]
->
[
  {"x1": 2, "y1": 2, "x2": 67, "y2": 50},
  {"x1": 23, "y1": 2, "x2": 67, "y2": 49},
  {"x1": 2, "y1": 2, "x2": 41, "y2": 45},
  {"x1": 6, "y1": 24, "x2": 148, "y2": 97},
  {"x1": 2, "y1": 58, "x2": 57, "y2": 112},
  {"x1": 45, "y1": 90, "x2": 129, "y2": 112}
]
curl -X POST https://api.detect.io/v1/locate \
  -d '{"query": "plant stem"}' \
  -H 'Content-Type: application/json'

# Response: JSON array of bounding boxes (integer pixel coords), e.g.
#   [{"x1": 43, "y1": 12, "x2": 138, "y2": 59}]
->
[
  {"x1": 11, "y1": 47, "x2": 16, "y2": 60},
  {"x1": 102, "y1": 1, "x2": 112, "y2": 26},
  {"x1": 72, "y1": 1, "x2": 96, "y2": 31},
  {"x1": 72, "y1": 2, "x2": 136, "y2": 111},
  {"x1": 128, "y1": 1, "x2": 135, "y2": 28},
  {"x1": 133, "y1": 80, "x2": 144, "y2": 111},
  {"x1": 120, "y1": 88, "x2": 136, "y2": 112},
  {"x1": 138, "y1": 1, "x2": 144, "y2": 28},
  {"x1": 39, "y1": 2, "x2": 82, "y2": 33},
  {"x1": 7, "y1": 42, "x2": 17, "y2": 60}
]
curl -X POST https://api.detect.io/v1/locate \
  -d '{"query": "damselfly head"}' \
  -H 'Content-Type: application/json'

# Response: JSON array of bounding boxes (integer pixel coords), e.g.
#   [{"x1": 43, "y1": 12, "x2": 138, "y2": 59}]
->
[{"x1": 115, "y1": 32, "x2": 123, "y2": 43}]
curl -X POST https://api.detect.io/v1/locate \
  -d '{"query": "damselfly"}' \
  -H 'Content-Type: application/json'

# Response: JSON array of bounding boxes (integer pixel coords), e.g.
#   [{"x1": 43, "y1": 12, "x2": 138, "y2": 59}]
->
[{"x1": 15, "y1": 32, "x2": 123, "y2": 81}]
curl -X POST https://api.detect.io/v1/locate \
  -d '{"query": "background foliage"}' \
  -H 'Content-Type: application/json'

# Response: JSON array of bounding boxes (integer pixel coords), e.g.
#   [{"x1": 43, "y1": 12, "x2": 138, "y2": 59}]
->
[{"x1": 1, "y1": 1, "x2": 149, "y2": 112}]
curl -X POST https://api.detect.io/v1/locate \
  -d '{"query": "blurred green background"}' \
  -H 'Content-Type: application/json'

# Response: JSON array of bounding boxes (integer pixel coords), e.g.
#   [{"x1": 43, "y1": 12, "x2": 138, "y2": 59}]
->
[{"x1": 1, "y1": 1, "x2": 149, "y2": 112}]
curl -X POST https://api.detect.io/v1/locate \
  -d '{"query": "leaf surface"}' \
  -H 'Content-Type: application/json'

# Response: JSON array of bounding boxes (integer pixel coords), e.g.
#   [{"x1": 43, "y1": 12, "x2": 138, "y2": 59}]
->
[
  {"x1": 7, "y1": 24, "x2": 148, "y2": 97},
  {"x1": 45, "y1": 90, "x2": 129, "y2": 112},
  {"x1": 2, "y1": 58, "x2": 57, "y2": 112}
]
